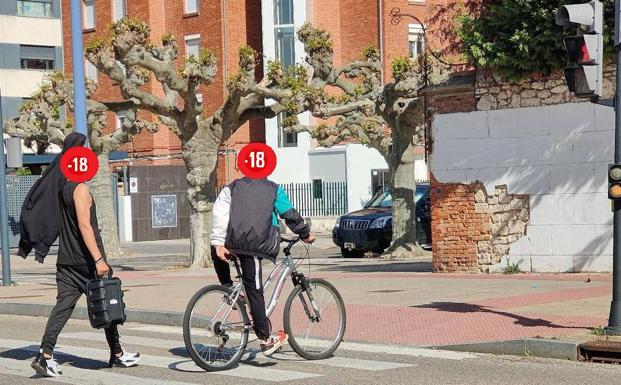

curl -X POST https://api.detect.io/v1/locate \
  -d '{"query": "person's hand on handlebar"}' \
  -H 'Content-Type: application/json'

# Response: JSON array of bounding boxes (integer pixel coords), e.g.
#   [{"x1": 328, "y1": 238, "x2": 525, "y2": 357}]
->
[
  {"x1": 215, "y1": 245, "x2": 231, "y2": 262},
  {"x1": 302, "y1": 234, "x2": 316, "y2": 244}
]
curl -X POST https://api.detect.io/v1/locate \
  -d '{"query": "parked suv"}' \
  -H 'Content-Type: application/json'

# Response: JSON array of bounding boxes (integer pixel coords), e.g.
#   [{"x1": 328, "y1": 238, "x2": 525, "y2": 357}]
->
[{"x1": 332, "y1": 184, "x2": 431, "y2": 257}]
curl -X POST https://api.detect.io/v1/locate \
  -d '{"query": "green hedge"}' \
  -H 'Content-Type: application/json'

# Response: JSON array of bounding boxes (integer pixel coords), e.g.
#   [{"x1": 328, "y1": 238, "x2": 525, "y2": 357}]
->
[{"x1": 458, "y1": 0, "x2": 614, "y2": 80}]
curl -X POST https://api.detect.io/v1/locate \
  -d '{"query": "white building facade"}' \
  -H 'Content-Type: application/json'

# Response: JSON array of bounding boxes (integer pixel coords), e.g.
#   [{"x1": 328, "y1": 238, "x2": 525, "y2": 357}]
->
[
  {"x1": 0, "y1": 0, "x2": 63, "y2": 121},
  {"x1": 261, "y1": 0, "x2": 428, "y2": 213},
  {"x1": 0, "y1": 0, "x2": 63, "y2": 154}
]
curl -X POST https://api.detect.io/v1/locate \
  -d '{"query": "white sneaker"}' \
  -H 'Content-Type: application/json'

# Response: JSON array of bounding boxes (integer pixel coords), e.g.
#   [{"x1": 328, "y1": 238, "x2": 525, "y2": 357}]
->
[
  {"x1": 31, "y1": 353, "x2": 62, "y2": 377},
  {"x1": 108, "y1": 351, "x2": 141, "y2": 368}
]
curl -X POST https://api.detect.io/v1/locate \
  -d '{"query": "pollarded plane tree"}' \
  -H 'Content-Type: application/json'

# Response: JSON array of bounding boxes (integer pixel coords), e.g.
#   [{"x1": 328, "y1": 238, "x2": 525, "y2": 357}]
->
[
  {"x1": 83, "y1": 19, "x2": 377, "y2": 266},
  {"x1": 259, "y1": 24, "x2": 428, "y2": 256},
  {"x1": 5, "y1": 71, "x2": 157, "y2": 257}
]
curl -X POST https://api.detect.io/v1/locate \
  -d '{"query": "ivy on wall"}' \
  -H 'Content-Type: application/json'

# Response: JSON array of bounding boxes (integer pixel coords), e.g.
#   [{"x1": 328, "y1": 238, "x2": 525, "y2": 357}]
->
[{"x1": 457, "y1": 0, "x2": 615, "y2": 80}]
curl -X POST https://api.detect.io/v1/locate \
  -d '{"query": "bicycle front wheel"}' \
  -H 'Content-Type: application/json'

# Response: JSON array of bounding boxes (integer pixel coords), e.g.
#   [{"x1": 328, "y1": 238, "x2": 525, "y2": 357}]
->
[
  {"x1": 183, "y1": 284, "x2": 249, "y2": 371},
  {"x1": 283, "y1": 278, "x2": 346, "y2": 360}
]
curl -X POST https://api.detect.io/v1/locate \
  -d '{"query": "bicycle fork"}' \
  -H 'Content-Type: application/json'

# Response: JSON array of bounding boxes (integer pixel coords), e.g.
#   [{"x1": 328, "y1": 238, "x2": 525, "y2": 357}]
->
[{"x1": 292, "y1": 272, "x2": 322, "y2": 322}]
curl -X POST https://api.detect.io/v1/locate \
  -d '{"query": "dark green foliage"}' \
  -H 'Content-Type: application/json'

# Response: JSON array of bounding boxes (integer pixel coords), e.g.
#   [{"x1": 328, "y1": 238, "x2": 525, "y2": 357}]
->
[{"x1": 458, "y1": 0, "x2": 614, "y2": 80}]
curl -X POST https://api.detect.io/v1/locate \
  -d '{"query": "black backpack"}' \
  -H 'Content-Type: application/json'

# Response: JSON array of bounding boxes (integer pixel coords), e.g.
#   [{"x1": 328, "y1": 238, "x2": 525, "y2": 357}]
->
[{"x1": 86, "y1": 275, "x2": 127, "y2": 329}]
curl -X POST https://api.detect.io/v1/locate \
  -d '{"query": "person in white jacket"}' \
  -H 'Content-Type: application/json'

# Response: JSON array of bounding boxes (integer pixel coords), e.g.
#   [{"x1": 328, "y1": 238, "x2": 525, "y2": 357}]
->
[{"x1": 210, "y1": 177, "x2": 314, "y2": 356}]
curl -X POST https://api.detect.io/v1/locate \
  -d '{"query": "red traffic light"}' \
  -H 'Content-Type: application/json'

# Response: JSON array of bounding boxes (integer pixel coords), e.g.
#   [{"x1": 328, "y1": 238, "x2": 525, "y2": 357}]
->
[{"x1": 564, "y1": 36, "x2": 595, "y2": 64}]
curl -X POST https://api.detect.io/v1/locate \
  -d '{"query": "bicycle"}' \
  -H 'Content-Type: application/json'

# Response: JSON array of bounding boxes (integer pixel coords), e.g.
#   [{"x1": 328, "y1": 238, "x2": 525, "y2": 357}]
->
[{"x1": 182, "y1": 236, "x2": 347, "y2": 371}]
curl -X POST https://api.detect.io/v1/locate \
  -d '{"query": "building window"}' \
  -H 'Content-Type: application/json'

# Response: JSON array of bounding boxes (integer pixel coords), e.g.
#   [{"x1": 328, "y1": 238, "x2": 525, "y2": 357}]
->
[
  {"x1": 277, "y1": 112, "x2": 297, "y2": 148},
  {"x1": 116, "y1": 60, "x2": 126, "y2": 75},
  {"x1": 113, "y1": 0, "x2": 126, "y2": 21},
  {"x1": 17, "y1": 0, "x2": 53, "y2": 18},
  {"x1": 83, "y1": 0, "x2": 95, "y2": 29},
  {"x1": 185, "y1": 35, "x2": 200, "y2": 58},
  {"x1": 408, "y1": 24, "x2": 424, "y2": 59},
  {"x1": 85, "y1": 60, "x2": 98, "y2": 82},
  {"x1": 184, "y1": 0, "x2": 199, "y2": 14},
  {"x1": 116, "y1": 111, "x2": 127, "y2": 130},
  {"x1": 273, "y1": 0, "x2": 296, "y2": 148},
  {"x1": 275, "y1": 27, "x2": 295, "y2": 68},
  {"x1": 20, "y1": 45, "x2": 55, "y2": 70},
  {"x1": 274, "y1": 0, "x2": 293, "y2": 25},
  {"x1": 312, "y1": 179, "x2": 323, "y2": 199}
]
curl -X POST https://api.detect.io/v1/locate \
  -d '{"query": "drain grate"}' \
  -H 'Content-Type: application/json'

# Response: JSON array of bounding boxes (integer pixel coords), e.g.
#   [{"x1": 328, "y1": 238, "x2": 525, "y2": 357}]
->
[{"x1": 579, "y1": 341, "x2": 621, "y2": 364}]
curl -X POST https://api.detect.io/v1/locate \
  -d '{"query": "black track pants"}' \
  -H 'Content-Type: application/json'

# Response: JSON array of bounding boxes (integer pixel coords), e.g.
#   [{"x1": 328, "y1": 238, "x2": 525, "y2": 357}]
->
[
  {"x1": 212, "y1": 247, "x2": 271, "y2": 340},
  {"x1": 40, "y1": 264, "x2": 122, "y2": 356}
]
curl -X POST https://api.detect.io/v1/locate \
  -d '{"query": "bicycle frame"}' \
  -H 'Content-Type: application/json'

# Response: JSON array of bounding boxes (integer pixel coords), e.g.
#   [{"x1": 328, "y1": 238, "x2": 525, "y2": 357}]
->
[
  {"x1": 209, "y1": 240, "x2": 321, "y2": 334},
  {"x1": 231, "y1": 253, "x2": 296, "y2": 318}
]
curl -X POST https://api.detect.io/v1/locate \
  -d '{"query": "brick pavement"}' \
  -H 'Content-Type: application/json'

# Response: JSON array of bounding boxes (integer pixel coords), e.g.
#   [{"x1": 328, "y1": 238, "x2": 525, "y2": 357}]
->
[{"x1": 0, "y1": 255, "x2": 613, "y2": 348}]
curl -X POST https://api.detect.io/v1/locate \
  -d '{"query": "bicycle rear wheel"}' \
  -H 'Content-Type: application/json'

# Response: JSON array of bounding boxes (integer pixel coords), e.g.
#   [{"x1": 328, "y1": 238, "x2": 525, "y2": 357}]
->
[
  {"x1": 283, "y1": 278, "x2": 346, "y2": 360},
  {"x1": 183, "y1": 284, "x2": 249, "y2": 371}
]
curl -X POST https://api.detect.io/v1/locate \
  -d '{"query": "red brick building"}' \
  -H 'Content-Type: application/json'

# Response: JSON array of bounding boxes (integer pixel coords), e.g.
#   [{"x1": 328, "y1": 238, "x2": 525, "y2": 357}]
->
[
  {"x1": 60, "y1": 0, "x2": 264, "y2": 176},
  {"x1": 60, "y1": 0, "x2": 448, "y2": 178}
]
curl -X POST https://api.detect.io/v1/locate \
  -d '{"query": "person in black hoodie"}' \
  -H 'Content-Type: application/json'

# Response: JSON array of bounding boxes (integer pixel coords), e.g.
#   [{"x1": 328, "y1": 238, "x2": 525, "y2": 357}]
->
[
  {"x1": 18, "y1": 133, "x2": 86, "y2": 262},
  {"x1": 30, "y1": 134, "x2": 140, "y2": 377}
]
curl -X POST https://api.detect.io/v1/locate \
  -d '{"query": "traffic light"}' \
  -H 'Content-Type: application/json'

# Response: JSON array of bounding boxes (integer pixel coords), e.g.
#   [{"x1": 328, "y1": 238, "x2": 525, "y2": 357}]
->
[
  {"x1": 556, "y1": 0, "x2": 604, "y2": 98},
  {"x1": 609, "y1": 165, "x2": 621, "y2": 208}
]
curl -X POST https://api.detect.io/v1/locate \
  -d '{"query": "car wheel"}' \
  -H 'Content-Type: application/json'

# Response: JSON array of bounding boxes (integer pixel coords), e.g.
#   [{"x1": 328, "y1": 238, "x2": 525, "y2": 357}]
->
[{"x1": 341, "y1": 247, "x2": 364, "y2": 258}]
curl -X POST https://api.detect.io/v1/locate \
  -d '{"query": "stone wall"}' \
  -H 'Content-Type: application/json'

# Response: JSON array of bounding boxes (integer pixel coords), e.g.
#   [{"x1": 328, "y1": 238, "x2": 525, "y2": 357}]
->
[
  {"x1": 475, "y1": 185, "x2": 530, "y2": 273},
  {"x1": 475, "y1": 65, "x2": 616, "y2": 111}
]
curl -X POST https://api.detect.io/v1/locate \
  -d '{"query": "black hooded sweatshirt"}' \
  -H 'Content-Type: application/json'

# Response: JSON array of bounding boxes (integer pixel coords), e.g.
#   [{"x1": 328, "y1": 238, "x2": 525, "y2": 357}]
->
[{"x1": 17, "y1": 133, "x2": 87, "y2": 262}]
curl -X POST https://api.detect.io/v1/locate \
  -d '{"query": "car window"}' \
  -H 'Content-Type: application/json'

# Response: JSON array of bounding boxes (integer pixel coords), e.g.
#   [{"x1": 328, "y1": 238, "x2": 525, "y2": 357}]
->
[
  {"x1": 415, "y1": 186, "x2": 428, "y2": 202},
  {"x1": 366, "y1": 191, "x2": 393, "y2": 208},
  {"x1": 366, "y1": 185, "x2": 429, "y2": 209}
]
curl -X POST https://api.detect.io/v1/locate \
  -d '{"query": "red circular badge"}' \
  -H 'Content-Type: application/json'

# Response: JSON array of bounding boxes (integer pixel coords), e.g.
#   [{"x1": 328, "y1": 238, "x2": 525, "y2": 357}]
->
[
  {"x1": 60, "y1": 146, "x2": 99, "y2": 183},
  {"x1": 237, "y1": 143, "x2": 277, "y2": 179}
]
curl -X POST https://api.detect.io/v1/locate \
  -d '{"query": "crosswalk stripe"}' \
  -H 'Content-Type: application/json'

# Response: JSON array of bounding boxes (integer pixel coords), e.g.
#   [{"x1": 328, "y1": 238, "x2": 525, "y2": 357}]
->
[
  {"x1": 269, "y1": 352, "x2": 414, "y2": 371},
  {"x1": 0, "y1": 338, "x2": 320, "y2": 382},
  {"x1": 129, "y1": 324, "x2": 477, "y2": 360},
  {"x1": 0, "y1": 357, "x2": 198, "y2": 385},
  {"x1": 64, "y1": 331, "x2": 414, "y2": 371}
]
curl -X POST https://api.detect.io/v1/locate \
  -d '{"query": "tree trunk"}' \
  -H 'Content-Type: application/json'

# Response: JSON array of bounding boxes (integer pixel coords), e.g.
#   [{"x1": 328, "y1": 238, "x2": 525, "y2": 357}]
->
[
  {"x1": 90, "y1": 152, "x2": 123, "y2": 257},
  {"x1": 386, "y1": 122, "x2": 425, "y2": 258},
  {"x1": 183, "y1": 124, "x2": 220, "y2": 268}
]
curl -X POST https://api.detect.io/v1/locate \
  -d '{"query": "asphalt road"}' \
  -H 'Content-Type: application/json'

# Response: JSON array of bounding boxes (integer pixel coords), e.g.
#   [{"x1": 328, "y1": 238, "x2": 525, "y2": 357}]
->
[{"x1": 0, "y1": 315, "x2": 619, "y2": 385}]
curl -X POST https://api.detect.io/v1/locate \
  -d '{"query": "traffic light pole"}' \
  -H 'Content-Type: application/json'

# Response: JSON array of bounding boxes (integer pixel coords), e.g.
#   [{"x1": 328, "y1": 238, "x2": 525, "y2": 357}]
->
[{"x1": 607, "y1": 0, "x2": 621, "y2": 335}]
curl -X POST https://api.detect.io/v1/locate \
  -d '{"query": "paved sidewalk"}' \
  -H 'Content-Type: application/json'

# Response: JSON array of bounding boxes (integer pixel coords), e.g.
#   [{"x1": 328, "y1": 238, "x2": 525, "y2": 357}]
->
[{"x1": 0, "y1": 238, "x2": 612, "y2": 350}]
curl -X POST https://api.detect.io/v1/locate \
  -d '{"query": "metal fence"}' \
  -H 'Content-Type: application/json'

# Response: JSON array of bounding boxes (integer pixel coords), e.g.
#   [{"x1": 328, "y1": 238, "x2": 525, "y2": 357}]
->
[
  {"x1": 282, "y1": 181, "x2": 348, "y2": 217},
  {"x1": 5, "y1": 174, "x2": 118, "y2": 248}
]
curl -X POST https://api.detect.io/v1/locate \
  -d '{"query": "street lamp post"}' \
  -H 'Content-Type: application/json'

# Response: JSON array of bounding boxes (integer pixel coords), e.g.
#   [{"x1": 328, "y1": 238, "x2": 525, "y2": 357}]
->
[
  {"x1": 0, "y1": 87, "x2": 12, "y2": 286},
  {"x1": 70, "y1": 0, "x2": 88, "y2": 136}
]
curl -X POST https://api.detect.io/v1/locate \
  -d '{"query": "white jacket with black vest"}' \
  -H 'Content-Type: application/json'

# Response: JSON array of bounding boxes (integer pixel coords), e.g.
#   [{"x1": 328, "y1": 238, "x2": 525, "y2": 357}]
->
[{"x1": 210, "y1": 177, "x2": 310, "y2": 262}]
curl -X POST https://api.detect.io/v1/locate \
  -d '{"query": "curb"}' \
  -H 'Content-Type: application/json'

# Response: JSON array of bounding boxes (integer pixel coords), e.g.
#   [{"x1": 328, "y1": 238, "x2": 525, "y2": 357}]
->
[
  {"x1": 0, "y1": 303, "x2": 185, "y2": 327},
  {"x1": 438, "y1": 338, "x2": 579, "y2": 360}
]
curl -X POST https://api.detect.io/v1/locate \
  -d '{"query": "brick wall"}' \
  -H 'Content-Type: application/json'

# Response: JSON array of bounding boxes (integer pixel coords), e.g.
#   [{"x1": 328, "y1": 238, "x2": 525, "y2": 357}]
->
[{"x1": 431, "y1": 175, "x2": 485, "y2": 273}]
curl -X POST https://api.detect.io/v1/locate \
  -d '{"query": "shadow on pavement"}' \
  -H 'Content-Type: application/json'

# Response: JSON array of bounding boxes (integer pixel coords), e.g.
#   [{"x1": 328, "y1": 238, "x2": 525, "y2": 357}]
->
[
  {"x1": 321, "y1": 261, "x2": 432, "y2": 273},
  {"x1": 0, "y1": 346, "x2": 107, "y2": 370},
  {"x1": 414, "y1": 302, "x2": 583, "y2": 329},
  {"x1": 168, "y1": 347, "x2": 277, "y2": 369}
]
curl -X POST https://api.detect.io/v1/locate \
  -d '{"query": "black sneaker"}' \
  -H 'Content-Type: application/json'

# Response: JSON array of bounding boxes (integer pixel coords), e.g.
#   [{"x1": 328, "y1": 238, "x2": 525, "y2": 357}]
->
[
  {"x1": 31, "y1": 353, "x2": 62, "y2": 377},
  {"x1": 108, "y1": 351, "x2": 141, "y2": 368}
]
